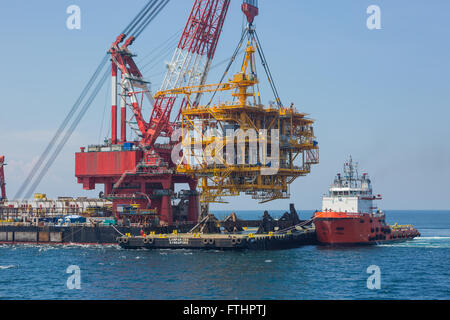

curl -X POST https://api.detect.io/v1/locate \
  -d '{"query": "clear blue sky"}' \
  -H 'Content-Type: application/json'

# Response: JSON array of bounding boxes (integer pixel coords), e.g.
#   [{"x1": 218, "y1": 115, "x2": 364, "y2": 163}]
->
[{"x1": 0, "y1": 0, "x2": 449, "y2": 211}]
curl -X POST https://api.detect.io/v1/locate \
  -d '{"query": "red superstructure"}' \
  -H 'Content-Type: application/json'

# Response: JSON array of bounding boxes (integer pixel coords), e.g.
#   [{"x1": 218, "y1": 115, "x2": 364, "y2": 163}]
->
[
  {"x1": 0, "y1": 156, "x2": 6, "y2": 200},
  {"x1": 75, "y1": 0, "x2": 231, "y2": 225},
  {"x1": 313, "y1": 157, "x2": 420, "y2": 245}
]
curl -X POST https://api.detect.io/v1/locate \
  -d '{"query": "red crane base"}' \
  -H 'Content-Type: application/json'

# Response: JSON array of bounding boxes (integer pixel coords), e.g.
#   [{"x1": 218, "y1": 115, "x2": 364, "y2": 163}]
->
[{"x1": 75, "y1": 149, "x2": 199, "y2": 225}]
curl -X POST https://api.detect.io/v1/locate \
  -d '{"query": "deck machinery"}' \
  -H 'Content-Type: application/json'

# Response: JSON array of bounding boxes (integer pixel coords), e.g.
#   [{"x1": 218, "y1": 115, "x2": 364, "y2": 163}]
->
[{"x1": 75, "y1": 0, "x2": 319, "y2": 225}]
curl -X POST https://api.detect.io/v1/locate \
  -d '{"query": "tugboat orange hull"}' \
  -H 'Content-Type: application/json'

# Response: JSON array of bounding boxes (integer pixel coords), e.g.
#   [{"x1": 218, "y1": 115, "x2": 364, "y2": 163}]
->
[{"x1": 314, "y1": 212, "x2": 420, "y2": 245}]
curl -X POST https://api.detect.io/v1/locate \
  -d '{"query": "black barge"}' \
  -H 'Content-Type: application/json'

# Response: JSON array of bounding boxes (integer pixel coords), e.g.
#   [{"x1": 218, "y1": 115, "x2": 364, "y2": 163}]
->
[
  {"x1": 117, "y1": 226, "x2": 316, "y2": 250},
  {"x1": 117, "y1": 205, "x2": 317, "y2": 250},
  {"x1": 0, "y1": 204, "x2": 318, "y2": 250}
]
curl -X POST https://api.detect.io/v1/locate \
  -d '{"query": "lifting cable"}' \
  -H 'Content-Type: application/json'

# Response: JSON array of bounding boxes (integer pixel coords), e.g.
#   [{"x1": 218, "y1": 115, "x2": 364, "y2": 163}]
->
[
  {"x1": 210, "y1": 49, "x2": 245, "y2": 72},
  {"x1": 98, "y1": 79, "x2": 111, "y2": 144},
  {"x1": 134, "y1": 0, "x2": 170, "y2": 39},
  {"x1": 124, "y1": 0, "x2": 160, "y2": 36},
  {"x1": 140, "y1": 36, "x2": 180, "y2": 73},
  {"x1": 22, "y1": 66, "x2": 112, "y2": 200},
  {"x1": 204, "y1": 25, "x2": 283, "y2": 110},
  {"x1": 252, "y1": 30, "x2": 283, "y2": 108},
  {"x1": 14, "y1": 0, "x2": 169, "y2": 200},
  {"x1": 138, "y1": 27, "x2": 182, "y2": 67},
  {"x1": 13, "y1": 54, "x2": 109, "y2": 200},
  {"x1": 205, "y1": 27, "x2": 249, "y2": 108}
]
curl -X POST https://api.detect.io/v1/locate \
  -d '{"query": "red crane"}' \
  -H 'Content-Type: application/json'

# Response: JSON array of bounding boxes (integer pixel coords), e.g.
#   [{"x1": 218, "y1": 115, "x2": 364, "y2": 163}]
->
[
  {"x1": 0, "y1": 156, "x2": 6, "y2": 200},
  {"x1": 75, "y1": 0, "x2": 231, "y2": 225}
]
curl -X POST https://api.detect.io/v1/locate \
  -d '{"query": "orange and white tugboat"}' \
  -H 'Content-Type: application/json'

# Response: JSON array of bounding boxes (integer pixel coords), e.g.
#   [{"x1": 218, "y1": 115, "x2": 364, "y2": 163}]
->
[{"x1": 313, "y1": 157, "x2": 420, "y2": 245}]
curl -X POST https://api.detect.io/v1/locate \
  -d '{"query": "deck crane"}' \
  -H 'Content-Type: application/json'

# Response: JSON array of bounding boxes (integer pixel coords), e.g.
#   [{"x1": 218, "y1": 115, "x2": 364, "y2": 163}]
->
[
  {"x1": 0, "y1": 156, "x2": 6, "y2": 200},
  {"x1": 75, "y1": 0, "x2": 232, "y2": 225}
]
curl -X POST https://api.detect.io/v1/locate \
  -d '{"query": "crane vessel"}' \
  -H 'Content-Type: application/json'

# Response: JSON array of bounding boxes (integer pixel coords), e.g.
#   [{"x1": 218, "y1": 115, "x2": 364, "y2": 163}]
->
[
  {"x1": 1, "y1": 0, "x2": 320, "y2": 248},
  {"x1": 75, "y1": 0, "x2": 318, "y2": 225}
]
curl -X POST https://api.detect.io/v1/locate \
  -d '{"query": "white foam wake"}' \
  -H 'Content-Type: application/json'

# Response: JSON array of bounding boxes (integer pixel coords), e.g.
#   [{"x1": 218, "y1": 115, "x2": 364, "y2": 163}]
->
[
  {"x1": 0, "y1": 265, "x2": 17, "y2": 269},
  {"x1": 378, "y1": 236, "x2": 450, "y2": 248}
]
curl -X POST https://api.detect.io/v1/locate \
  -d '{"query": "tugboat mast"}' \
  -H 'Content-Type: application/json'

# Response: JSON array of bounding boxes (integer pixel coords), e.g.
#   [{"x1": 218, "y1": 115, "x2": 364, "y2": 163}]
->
[{"x1": 343, "y1": 156, "x2": 359, "y2": 188}]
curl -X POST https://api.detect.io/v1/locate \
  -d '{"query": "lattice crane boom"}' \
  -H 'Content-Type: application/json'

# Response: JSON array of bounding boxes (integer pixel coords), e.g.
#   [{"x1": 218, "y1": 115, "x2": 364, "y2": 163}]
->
[
  {"x1": 108, "y1": 0, "x2": 231, "y2": 151},
  {"x1": 142, "y1": 0, "x2": 231, "y2": 148}
]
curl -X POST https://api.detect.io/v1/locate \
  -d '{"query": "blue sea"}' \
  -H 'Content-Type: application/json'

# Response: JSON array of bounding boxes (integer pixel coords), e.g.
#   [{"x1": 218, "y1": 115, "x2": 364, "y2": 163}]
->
[{"x1": 0, "y1": 210, "x2": 449, "y2": 300}]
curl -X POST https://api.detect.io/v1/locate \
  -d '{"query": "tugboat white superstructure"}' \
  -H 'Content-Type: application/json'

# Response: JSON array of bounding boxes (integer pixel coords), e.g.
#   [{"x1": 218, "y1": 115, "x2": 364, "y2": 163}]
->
[{"x1": 321, "y1": 157, "x2": 380, "y2": 215}]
